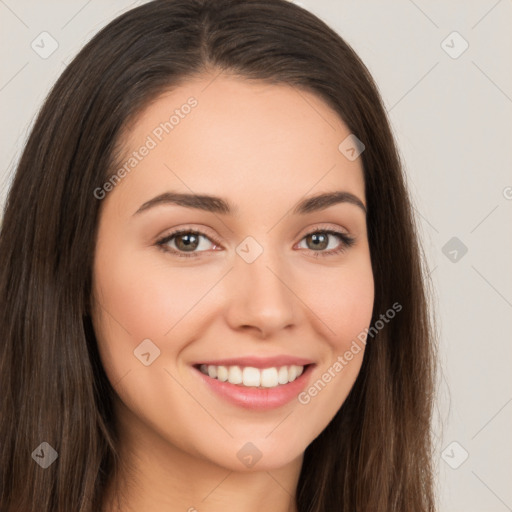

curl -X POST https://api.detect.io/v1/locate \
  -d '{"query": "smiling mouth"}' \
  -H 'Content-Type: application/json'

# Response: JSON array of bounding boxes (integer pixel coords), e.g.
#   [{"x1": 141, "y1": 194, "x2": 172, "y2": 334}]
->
[{"x1": 194, "y1": 363, "x2": 313, "y2": 389}]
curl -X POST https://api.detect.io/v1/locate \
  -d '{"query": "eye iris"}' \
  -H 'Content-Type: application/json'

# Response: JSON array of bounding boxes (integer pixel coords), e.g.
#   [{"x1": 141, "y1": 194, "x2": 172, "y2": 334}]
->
[
  {"x1": 175, "y1": 233, "x2": 199, "y2": 251},
  {"x1": 307, "y1": 233, "x2": 328, "y2": 250}
]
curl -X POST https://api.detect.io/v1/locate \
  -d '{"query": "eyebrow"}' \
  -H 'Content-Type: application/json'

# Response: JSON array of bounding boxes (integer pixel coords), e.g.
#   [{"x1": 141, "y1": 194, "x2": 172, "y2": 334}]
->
[{"x1": 133, "y1": 190, "x2": 366, "y2": 216}]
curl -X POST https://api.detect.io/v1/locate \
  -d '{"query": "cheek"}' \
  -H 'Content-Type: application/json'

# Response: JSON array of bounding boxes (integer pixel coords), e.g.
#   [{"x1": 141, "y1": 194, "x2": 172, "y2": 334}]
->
[
  {"x1": 302, "y1": 256, "x2": 375, "y2": 349},
  {"x1": 292, "y1": 258, "x2": 374, "y2": 430},
  {"x1": 91, "y1": 241, "x2": 230, "y2": 391},
  {"x1": 330, "y1": 271, "x2": 374, "y2": 349},
  {"x1": 92, "y1": 244, "x2": 216, "y2": 341},
  {"x1": 324, "y1": 260, "x2": 374, "y2": 383},
  {"x1": 90, "y1": 245, "x2": 210, "y2": 437}
]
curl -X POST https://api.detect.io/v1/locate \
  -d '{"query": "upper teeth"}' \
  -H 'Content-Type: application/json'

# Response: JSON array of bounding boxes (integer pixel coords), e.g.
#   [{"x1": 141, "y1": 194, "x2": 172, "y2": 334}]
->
[{"x1": 199, "y1": 364, "x2": 305, "y2": 388}]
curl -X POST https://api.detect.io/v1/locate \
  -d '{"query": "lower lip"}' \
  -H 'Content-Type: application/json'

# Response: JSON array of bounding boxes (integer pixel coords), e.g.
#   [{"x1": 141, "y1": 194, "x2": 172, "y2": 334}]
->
[{"x1": 193, "y1": 365, "x2": 315, "y2": 410}]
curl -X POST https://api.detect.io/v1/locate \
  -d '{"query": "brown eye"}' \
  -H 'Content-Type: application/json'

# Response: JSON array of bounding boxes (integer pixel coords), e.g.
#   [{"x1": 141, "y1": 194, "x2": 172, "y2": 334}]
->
[
  {"x1": 174, "y1": 233, "x2": 200, "y2": 252},
  {"x1": 297, "y1": 229, "x2": 356, "y2": 257},
  {"x1": 156, "y1": 229, "x2": 219, "y2": 258},
  {"x1": 305, "y1": 232, "x2": 329, "y2": 251}
]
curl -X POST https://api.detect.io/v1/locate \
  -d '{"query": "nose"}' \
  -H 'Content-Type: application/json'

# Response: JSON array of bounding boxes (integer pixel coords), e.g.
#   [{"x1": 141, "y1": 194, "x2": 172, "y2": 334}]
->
[{"x1": 224, "y1": 249, "x2": 297, "y2": 339}]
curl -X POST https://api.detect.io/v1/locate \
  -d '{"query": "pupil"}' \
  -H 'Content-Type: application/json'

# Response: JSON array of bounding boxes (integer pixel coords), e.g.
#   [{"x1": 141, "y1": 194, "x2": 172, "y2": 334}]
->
[
  {"x1": 309, "y1": 233, "x2": 327, "y2": 250},
  {"x1": 177, "y1": 233, "x2": 198, "y2": 251}
]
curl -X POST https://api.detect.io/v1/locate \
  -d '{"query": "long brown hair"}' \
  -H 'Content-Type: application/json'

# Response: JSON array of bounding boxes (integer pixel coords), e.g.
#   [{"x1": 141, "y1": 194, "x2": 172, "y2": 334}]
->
[{"x1": 0, "y1": 0, "x2": 439, "y2": 510}]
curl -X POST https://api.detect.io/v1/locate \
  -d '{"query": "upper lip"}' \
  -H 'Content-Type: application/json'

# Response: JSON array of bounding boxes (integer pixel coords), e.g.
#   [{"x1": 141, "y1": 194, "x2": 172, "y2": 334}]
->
[{"x1": 194, "y1": 355, "x2": 315, "y2": 369}]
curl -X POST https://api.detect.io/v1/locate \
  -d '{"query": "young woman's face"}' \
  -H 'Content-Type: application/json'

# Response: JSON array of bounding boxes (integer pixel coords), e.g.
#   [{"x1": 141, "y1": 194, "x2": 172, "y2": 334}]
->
[{"x1": 91, "y1": 74, "x2": 374, "y2": 472}]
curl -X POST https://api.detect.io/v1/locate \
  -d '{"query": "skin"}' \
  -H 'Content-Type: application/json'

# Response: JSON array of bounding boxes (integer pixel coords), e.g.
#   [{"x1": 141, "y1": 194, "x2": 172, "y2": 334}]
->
[{"x1": 92, "y1": 72, "x2": 374, "y2": 512}]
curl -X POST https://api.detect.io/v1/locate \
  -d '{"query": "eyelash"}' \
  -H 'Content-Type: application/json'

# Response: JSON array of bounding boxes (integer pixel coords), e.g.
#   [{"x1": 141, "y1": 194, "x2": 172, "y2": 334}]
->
[{"x1": 155, "y1": 226, "x2": 356, "y2": 259}]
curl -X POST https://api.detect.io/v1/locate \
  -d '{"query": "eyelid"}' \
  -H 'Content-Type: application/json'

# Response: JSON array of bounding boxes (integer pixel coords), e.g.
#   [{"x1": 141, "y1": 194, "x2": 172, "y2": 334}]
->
[
  {"x1": 296, "y1": 224, "x2": 356, "y2": 256},
  {"x1": 156, "y1": 224, "x2": 221, "y2": 245},
  {"x1": 297, "y1": 222, "x2": 352, "y2": 239},
  {"x1": 155, "y1": 223, "x2": 355, "y2": 258},
  {"x1": 155, "y1": 225, "x2": 222, "y2": 256}
]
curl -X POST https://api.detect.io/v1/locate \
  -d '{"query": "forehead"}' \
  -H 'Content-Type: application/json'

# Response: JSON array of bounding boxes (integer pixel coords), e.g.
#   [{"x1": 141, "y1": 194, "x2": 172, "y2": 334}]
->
[{"x1": 109, "y1": 74, "x2": 365, "y2": 215}]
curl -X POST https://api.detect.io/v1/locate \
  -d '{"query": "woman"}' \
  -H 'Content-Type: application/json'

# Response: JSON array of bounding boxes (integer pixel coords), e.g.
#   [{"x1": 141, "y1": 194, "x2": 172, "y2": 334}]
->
[{"x1": 0, "y1": 0, "x2": 438, "y2": 510}]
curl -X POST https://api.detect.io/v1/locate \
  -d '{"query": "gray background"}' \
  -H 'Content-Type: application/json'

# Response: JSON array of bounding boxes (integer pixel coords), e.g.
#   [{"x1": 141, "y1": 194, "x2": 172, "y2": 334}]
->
[{"x1": 1, "y1": 1, "x2": 511, "y2": 510}]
